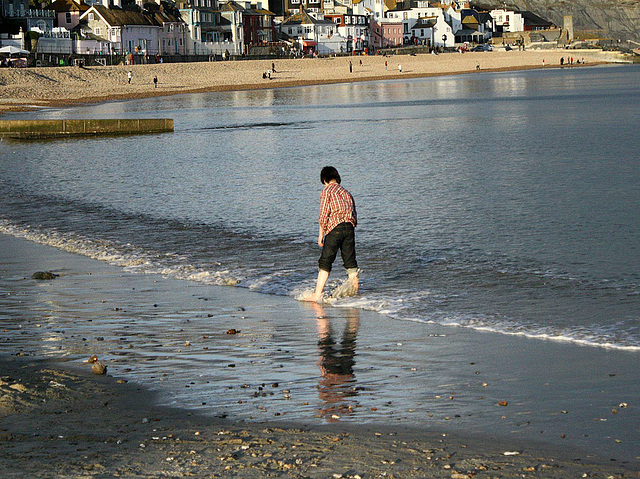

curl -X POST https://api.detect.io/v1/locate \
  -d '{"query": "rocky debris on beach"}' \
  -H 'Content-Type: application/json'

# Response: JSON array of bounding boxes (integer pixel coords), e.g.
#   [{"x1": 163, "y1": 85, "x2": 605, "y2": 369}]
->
[
  {"x1": 30, "y1": 271, "x2": 58, "y2": 280},
  {"x1": 0, "y1": 357, "x2": 637, "y2": 479},
  {"x1": 87, "y1": 355, "x2": 107, "y2": 375}
]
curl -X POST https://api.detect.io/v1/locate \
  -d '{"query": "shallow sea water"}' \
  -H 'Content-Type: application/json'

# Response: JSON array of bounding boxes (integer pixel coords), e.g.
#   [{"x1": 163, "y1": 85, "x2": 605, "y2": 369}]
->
[
  {"x1": 1, "y1": 64, "x2": 639, "y2": 349},
  {"x1": 1, "y1": 63, "x2": 639, "y2": 463}
]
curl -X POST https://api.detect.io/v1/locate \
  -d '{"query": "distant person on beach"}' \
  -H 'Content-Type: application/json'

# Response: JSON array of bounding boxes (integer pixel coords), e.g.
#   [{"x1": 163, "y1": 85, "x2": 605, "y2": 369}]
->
[
  {"x1": 349, "y1": 60, "x2": 352, "y2": 73},
  {"x1": 127, "y1": 71, "x2": 132, "y2": 84},
  {"x1": 305, "y1": 166, "x2": 359, "y2": 302},
  {"x1": 153, "y1": 75, "x2": 158, "y2": 88},
  {"x1": 272, "y1": 62, "x2": 276, "y2": 73}
]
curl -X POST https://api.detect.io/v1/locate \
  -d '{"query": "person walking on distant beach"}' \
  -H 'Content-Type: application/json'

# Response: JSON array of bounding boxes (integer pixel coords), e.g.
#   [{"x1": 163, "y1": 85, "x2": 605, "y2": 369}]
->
[
  {"x1": 385, "y1": 60, "x2": 388, "y2": 71},
  {"x1": 127, "y1": 71, "x2": 132, "y2": 84},
  {"x1": 349, "y1": 60, "x2": 352, "y2": 73},
  {"x1": 153, "y1": 75, "x2": 158, "y2": 88},
  {"x1": 305, "y1": 166, "x2": 359, "y2": 303}
]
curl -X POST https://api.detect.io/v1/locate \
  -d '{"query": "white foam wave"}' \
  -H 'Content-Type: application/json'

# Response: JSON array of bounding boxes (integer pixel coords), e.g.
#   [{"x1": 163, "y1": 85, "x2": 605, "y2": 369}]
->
[
  {"x1": 394, "y1": 312, "x2": 640, "y2": 352},
  {"x1": 0, "y1": 219, "x2": 243, "y2": 287},
  {"x1": 2, "y1": 218, "x2": 638, "y2": 351}
]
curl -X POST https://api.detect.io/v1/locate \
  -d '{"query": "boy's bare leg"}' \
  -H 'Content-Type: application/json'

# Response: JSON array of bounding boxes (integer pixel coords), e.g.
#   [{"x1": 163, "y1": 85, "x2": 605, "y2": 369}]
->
[
  {"x1": 347, "y1": 268, "x2": 359, "y2": 295},
  {"x1": 305, "y1": 269, "x2": 330, "y2": 302}
]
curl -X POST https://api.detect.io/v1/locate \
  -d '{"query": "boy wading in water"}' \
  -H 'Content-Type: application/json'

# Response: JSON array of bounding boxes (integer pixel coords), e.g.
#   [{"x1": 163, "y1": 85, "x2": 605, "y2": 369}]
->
[{"x1": 305, "y1": 166, "x2": 359, "y2": 302}]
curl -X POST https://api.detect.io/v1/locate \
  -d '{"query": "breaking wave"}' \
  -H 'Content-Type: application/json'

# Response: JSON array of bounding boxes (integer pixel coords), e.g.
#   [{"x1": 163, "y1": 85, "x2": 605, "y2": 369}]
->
[{"x1": 2, "y1": 218, "x2": 638, "y2": 352}]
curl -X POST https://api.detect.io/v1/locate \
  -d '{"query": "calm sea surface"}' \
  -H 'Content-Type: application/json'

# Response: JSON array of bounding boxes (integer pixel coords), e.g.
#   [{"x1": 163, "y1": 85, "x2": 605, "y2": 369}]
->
[{"x1": 1, "y1": 63, "x2": 639, "y2": 349}]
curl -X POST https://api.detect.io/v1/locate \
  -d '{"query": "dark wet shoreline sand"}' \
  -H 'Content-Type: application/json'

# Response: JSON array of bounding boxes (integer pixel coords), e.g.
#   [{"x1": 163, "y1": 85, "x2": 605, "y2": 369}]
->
[{"x1": 2, "y1": 354, "x2": 637, "y2": 479}]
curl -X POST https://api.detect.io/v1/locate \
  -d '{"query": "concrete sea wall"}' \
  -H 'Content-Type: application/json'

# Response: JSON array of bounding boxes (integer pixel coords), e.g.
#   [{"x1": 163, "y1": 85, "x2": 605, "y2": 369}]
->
[{"x1": 0, "y1": 119, "x2": 174, "y2": 139}]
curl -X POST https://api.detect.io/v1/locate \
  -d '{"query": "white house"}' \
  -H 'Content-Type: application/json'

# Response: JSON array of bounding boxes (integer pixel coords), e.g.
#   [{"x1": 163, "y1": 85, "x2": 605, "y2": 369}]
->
[
  {"x1": 351, "y1": 0, "x2": 383, "y2": 24},
  {"x1": 489, "y1": 9, "x2": 524, "y2": 34},
  {"x1": 217, "y1": 1, "x2": 246, "y2": 55},
  {"x1": 178, "y1": 0, "x2": 224, "y2": 55},
  {"x1": 410, "y1": 14, "x2": 454, "y2": 48},
  {"x1": 280, "y1": 9, "x2": 339, "y2": 54},
  {"x1": 443, "y1": 5, "x2": 461, "y2": 33},
  {"x1": 324, "y1": 13, "x2": 369, "y2": 52}
]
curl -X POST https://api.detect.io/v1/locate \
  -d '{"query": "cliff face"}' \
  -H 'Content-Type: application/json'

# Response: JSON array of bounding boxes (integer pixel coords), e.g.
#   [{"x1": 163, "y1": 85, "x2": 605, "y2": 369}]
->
[{"x1": 483, "y1": 0, "x2": 640, "y2": 40}]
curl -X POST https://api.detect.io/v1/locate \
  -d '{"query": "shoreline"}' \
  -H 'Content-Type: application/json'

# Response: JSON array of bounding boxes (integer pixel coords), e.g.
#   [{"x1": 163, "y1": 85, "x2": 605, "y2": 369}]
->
[
  {"x1": 0, "y1": 50, "x2": 618, "y2": 113},
  {"x1": 2, "y1": 353, "x2": 636, "y2": 479},
  {"x1": 1, "y1": 232, "x2": 639, "y2": 477}
]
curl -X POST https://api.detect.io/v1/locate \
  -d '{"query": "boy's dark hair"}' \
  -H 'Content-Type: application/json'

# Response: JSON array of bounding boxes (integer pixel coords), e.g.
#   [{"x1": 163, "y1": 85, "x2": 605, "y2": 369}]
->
[{"x1": 320, "y1": 166, "x2": 341, "y2": 184}]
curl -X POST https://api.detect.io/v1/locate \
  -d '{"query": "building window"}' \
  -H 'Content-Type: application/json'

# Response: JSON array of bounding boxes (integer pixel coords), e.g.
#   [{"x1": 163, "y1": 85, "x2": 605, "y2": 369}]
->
[
  {"x1": 65, "y1": 12, "x2": 71, "y2": 23},
  {"x1": 88, "y1": 13, "x2": 94, "y2": 21},
  {"x1": 95, "y1": 27, "x2": 101, "y2": 35}
]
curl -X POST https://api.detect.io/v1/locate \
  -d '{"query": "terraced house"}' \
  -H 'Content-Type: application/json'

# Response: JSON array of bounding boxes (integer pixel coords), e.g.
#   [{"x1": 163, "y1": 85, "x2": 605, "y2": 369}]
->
[{"x1": 79, "y1": 0, "x2": 187, "y2": 56}]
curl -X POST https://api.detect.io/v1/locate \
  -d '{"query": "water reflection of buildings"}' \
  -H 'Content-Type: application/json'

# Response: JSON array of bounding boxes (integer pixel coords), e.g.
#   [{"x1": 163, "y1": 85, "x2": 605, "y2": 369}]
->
[{"x1": 309, "y1": 303, "x2": 360, "y2": 421}]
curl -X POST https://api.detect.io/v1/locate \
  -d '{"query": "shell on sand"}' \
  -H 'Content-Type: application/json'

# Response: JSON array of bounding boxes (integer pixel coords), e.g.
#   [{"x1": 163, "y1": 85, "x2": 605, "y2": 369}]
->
[{"x1": 88, "y1": 355, "x2": 107, "y2": 375}]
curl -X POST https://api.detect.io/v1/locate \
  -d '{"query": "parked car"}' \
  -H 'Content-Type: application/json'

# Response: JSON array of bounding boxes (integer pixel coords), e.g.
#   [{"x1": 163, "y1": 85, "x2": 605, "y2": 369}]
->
[{"x1": 471, "y1": 44, "x2": 493, "y2": 52}]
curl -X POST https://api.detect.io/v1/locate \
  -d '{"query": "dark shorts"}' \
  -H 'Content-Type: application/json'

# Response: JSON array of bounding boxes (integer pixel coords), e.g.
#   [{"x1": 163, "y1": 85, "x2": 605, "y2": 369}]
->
[{"x1": 318, "y1": 222, "x2": 357, "y2": 273}]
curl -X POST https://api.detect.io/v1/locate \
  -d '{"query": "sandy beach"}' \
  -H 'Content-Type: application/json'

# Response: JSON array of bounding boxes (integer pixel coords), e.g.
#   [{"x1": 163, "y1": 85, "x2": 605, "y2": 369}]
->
[
  {"x1": 0, "y1": 49, "x2": 613, "y2": 113},
  {"x1": 1, "y1": 233, "x2": 639, "y2": 478}
]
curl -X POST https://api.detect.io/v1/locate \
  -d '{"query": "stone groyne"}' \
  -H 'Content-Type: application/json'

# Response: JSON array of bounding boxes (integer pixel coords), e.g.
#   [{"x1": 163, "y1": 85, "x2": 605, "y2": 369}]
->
[{"x1": 0, "y1": 118, "x2": 173, "y2": 139}]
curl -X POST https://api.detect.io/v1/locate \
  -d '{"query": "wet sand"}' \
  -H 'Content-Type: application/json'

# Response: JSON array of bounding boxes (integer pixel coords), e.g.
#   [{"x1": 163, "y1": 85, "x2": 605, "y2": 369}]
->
[
  {"x1": 1, "y1": 355, "x2": 635, "y2": 479},
  {"x1": 0, "y1": 50, "x2": 613, "y2": 113},
  {"x1": 1, "y1": 232, "x2": 639, "y2": 477}
]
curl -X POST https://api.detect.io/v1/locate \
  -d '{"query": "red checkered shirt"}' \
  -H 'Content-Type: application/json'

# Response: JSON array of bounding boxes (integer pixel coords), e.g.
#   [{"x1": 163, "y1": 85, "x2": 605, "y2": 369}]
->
[{"x1": 318, "y1": 182, "x2": 357, "y2": 235}]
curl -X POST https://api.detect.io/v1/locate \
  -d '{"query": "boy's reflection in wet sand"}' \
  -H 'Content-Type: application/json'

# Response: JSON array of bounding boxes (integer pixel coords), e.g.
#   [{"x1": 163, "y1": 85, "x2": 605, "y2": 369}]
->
[{"x1": 307, "y1": 302, "x2": 360, "y2": 421}]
